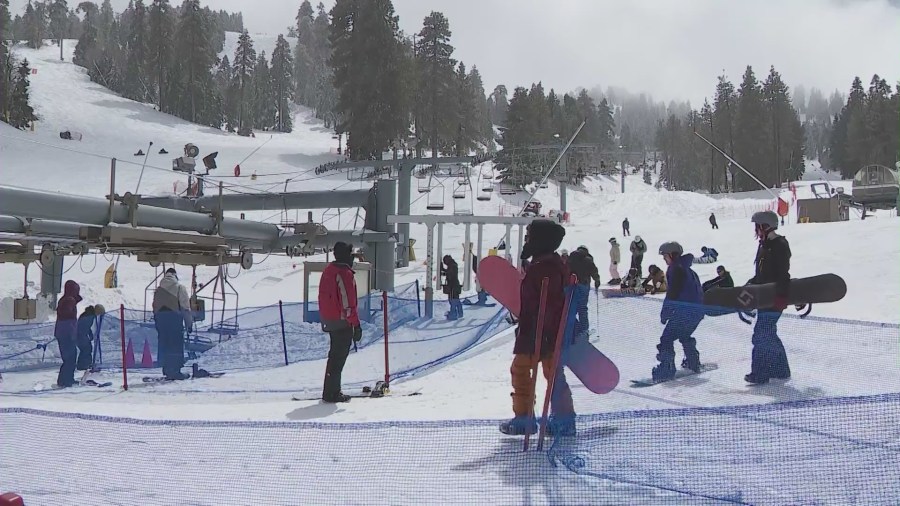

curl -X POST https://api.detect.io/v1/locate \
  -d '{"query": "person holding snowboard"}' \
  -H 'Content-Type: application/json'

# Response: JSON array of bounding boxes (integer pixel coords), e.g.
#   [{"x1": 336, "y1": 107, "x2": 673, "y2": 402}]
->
[
  {"x1": 567, "y1": 246, "x2": 601, "y2": 338},
  {"x1": 641, "y1": 264, "x2": 667, "y2": 294},
  {"x1": 608, "y1": 238, "x2": 621, "y2": 285},
  {"x1": 709, "y1": 212, "x2": 718, "y2": 230},
  {"x1": 75, "y1": 304, "x2": 104, "y2": 373},
  {"x1": 501, "y1": 219, "x2": 576, "y2": 436},
  {"x1": 441, "y1": 255, "x2": 463, "y2": 320},
  {"x1": 153, "y1": 268, "x2": 192, "y2": 381},
  {"x1": 652, "y1": 242, "x2": 704, "y2": 382},
  {"x1": 744, "y1": 211, "x2": 792, "y2": 385},
  {"x1": 622, "y1": 217, "x2": 631, "y2": 236},
  {"x1": 629, "y1": 235, "x2": 647, "y2": 277},
  {"x1": 54, "y1": 280, "x2": 82, "y2": 388},
  {"x1": 318, "y1": 242, "x2": 362, "y2": 402},
  {"x1": 702, "y1": 266, "x2": 735, "y2": 292}
]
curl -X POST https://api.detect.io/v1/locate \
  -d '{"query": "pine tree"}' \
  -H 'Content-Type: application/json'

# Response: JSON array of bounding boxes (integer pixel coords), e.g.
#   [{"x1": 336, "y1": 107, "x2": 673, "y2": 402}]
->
[
  {"x1": 733, "y1": 66, "x2": 768, "y2": 190},
  {"x1": 699, "y1": 99, "x2": 717, "y2": 192},
  {"x1": 293, "y1": 0, "x2": 315, "y2": 106},
  {"x1": 416, "y1": 11, "x2": 456, "y2": 156},
  {"x1": 122, "y1": 0, "x2": 148, "y2": 101},
  {"x1": 250, "y1": 51, "x2": 274, "y2": 130},
  {"x1": 762, "y1": 66, "x2": 804, "y2": 185},
  {"x1": 23, "y1": 1, "x2": 45, "y2": 49},
  {"x1": 467, "y1": 65, "x2": 491, "y2": 148},
  {"x1": 844, "y1": 76, "x2": 868, "y2": 176},
  {"x1": 215, "y1": 54, "x2": 238, "y2": 131},
  {"x1": 147, "y1": 0, "x2": 173, "y2": 112},
  {"x1": 864, "y1": 75, "x2": 895, "y2": 169},
  {"x1": 330, "y1": 0, "x2": 408, "y2": 159},
  {"x1": 232, "y1": 29, "x2": 256, "y2": 135},
  {"x1": 73, "y1": 2, "x2": 99, "y2": 68},
  {"x1": 712, "y1": 75, "x2": 736, "y2": 190},
  {"x1": 174, "y1": 0, "x2": 220, "y2": 126},
  {"x1": 0, "y1": 0, "x2": 11, "y2": 121},
  {"x1": 489, "y1": 84, "x2": 507, "y2": 126},
  {"x1": 48, "y1": 0, "x2": 68, "y2": 60},
  {"x1": 270, "y1": 34, "x2": 293, "y2": 132},
  {"x1": 596, "y1": 98, "x2": 615, "y2": 150},
  {"x1": 9, "y1": 58, "x2": 37, "y2": 128}
]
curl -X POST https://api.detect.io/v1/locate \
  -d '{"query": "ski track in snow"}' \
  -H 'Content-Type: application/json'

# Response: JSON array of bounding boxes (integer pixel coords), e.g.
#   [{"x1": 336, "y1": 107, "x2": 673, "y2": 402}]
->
[{"x1": 1, "y1": 41, "x2": 899, "y2": 505}]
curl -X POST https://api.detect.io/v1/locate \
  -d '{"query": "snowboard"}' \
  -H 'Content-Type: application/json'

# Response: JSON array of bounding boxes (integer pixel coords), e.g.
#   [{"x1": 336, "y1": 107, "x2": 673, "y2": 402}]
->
[
  {"x1": 693, "y1": 257, "x2": 717, "y2": 265},
  {"x1": 630, "y1": 363, "x2": 719, "y2": 388},
  {"x1": 600, "y1": 287, "x2": 646, "y2": 298},
  {"x1": 703, "y1": 274, "x2": 846, "y2": 311},
  {"x1": 291, "y1": 388, "x2": 422, "y2": 402},
  {"x1": 43, "y1": 380, "x2": 113, "y2": 390},
  {"x1": 478, "y1": 256, "x2": 619, "y2": 395}
]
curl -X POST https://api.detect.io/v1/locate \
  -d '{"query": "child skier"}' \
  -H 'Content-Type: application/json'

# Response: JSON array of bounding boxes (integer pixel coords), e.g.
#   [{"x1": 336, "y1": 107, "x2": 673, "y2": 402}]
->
[
  {"x1": 745, "y1": 211, "x2": 792, "y2": 384},
  {"x1": 75, "y1": 304, "x2": 105, "y2": 373},
  {"x1": 501, "y1": 219, "x2": 575, "y2": 436},
  {"x1": 698, "y1": 246, "x2": 719, "y2": 263},
  {"x1": 653, "y1": 241, "x2": 704, "y2": 382},
  {"x1": 441, "y1": 255, "x2": 463, "y2": 320}
]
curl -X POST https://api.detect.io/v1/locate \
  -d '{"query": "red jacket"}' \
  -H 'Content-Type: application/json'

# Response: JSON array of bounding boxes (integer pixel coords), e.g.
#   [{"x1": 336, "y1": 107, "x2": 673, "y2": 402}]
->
[
  {"x1": 318, "y1": 262, "x2": 360, "y2": 327},
  {"x1": 515, "y1": 253, "x2": 568, "y2": 356},
  {"x1": 54, "y1": 280, "x2": 82, "y2": 340}
]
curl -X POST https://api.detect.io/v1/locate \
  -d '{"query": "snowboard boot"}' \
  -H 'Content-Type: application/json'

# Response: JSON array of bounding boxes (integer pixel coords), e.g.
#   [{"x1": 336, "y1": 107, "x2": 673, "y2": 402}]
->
[
  {"x1": 476, "y1": 290, "x2": 489, "y2": 305},
  {"x1": 322, "y1": 392, "x2": 352, "y2": 403},
  {"x1": 499, "y1": 417, "x2": 537, "y2": 436},
  {"x1": 744, "y1": 372, "x2": 769, "y2": 385},
  {"x1": 455, "y1": 300, "x2": 464, "y2": 318},
  {"x1": 652, "y1": 360, "x2": 676, "y2": 383},
  {"x1": 546, "y1": 415, "x2": 577, "y2": 437},
  {"x1": 681, "y1": 346, "x2": 702, "y2": 373}
]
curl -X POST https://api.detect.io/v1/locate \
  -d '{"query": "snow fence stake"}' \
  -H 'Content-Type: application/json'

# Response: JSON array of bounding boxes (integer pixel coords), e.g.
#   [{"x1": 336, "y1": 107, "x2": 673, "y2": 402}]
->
[
  {"x1": 537, "y1": 275, "x2": 578, "y2": 451},
  {"x1": 415, "y1": 279, "x2": 421, "y2": 318},
  {"x1": 524, "y1": 277, "x2": 550, "y2": 452},
  {"x1": 382, "y1": 291, "x2": 390, "y2": 386},
  {"x1": 119, "y1": 304, "x2": 128, "y2": 391},
  {"x1": 279, "y1": 301, "x2": 289, "y2": 366}
]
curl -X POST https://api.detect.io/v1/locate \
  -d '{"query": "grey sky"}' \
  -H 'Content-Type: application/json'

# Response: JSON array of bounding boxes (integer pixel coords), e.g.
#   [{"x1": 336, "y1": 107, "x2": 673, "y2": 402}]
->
[{"x1": 12, "y1": 0, "x2": 900, "y2": 105}]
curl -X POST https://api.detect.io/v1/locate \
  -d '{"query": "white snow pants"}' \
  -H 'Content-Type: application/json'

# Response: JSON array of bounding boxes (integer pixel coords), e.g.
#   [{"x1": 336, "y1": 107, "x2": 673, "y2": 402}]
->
[{"x1": 609, "y1": 262, "x2": 620, "y2": 280}]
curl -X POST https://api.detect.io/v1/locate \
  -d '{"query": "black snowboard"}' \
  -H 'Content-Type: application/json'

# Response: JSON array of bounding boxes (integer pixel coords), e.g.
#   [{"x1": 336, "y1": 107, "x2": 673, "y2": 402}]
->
[{"x1": 703, "y1": 274, "x2": 846, "y2": 311}]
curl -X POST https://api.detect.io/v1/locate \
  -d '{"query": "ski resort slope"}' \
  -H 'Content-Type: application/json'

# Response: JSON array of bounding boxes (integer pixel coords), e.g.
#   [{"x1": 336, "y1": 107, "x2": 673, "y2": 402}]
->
[{"x1": 1, "y1": 40, "x2": 899, "y2": 506}]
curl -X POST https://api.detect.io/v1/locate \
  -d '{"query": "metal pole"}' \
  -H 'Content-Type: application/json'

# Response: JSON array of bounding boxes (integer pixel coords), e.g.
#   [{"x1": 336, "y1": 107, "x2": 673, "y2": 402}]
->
[
  {"x1": 516, "y1": 224, "x2": 524, "y2": 268},
  {"x1": 108, "y1": 158, "x2": 116, "y2": 225},
  {"x1": 279, "y1": 300, "x2": 289, "y2": 366},
  {"x1": 559, "y1": 154, "x2": 567, "y2": 214},
  {"x1": 436, "y1": 222, "x2": 443, "y2": 270},
  {"x1": 119, "y1": 304, "x2": 128, "y2": 391},
  {"x1": 397, "y1": 162, "x2": 412, "y2": 267},
  {"x1": 517, "y1": 120, "x2": 585, "y2": 218},
  {"x1": 504, "y1": 224, "x2": 512, "y2": 262},
  {"x1": 694, "y1": 132, "x2": 779, "y2": 199},
  {"x1": 382, "y1": 291, "x2": 390, "y2": 386},
  {"x1": 425, "y1": 223, "x2": 434, "y2": 318},
  {"x1": 476, "y1": 224, "x2": 483, "y2": 292},
  {"x1": 463, "y1": 223, "x2": 472, "y2": 291}
]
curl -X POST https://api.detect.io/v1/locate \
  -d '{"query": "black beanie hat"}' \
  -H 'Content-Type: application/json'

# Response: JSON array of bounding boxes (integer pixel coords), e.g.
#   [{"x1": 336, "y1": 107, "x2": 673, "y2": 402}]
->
[
  {"x1": 333, "y1": 242, "x2": 353, "y2": 264},
  {"x1": 521, "y1": 219, "x2": 565, "y2": 260}
]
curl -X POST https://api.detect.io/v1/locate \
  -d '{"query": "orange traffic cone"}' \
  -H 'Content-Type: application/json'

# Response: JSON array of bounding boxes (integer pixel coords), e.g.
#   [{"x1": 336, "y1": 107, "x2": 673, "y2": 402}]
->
[
  {"x1": 124, "y1": 339, "x2": 136, "y2": 368},
  {"x1": 141, "y1": 339, "x2": 154, "y2": 368}
]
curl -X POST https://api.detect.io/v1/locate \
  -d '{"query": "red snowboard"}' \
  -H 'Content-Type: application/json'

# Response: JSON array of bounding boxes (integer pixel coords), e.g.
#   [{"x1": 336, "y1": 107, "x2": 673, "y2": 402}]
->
[{"x1": 477, "y1": 255, "x2": 619, "y2": 394}]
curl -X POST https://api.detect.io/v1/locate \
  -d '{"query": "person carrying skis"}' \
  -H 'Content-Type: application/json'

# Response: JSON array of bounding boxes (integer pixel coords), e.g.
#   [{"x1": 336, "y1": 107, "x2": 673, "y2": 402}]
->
[
  {"x1": 567, "y1": 246, "x2": 601, "y2": 338},
  {"x1": 54, "y1": 280, "x2": 82, "y2": 388},
  {"x1": 702, "y1": 265, "x2": 734, "y2": 292},
  {"x1": 744, "y1": 211, "x2": 792, "y2": 385},
  {"x1": 501, "y1": 219, "x2": 576, "y2": 436},
  {"x1": 318, "y1": 242, "x2": 362, "y2": 402},
  {"x1": 153, "y1": 268, "x2": 193, "y2": 381},
  {"x1": 607, "y1": 238, "x2": 621, "y2": 285},
  {"x1": 709, "y1": 212, "x2": 719, "y2": 229},
  {"x1": 652, "y1": 241, "x2": 704, "y2": 382},
  {"x1": 622, "y1": 217, "x2": 631, "y2": 236},
  {"x1": 441, "y1": 255, "x2": 463, "y2": 320},
  {"x1": 75, "y1": 304, "x2": 105, "y2": 373},
  {"x1": 629, "y1": 235, "x2": 647, "y2": 277},
  {"x1": 641, "y1": 264, "x2": 667, "y2": 294}
]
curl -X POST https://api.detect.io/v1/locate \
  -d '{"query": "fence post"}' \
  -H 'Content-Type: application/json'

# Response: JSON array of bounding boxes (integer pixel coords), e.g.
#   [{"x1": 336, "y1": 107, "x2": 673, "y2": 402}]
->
[
  {"x1": 119, "y1": 304, "x2": 128, "y2": 391},
  {"x1": 415, "y1": 279, "x2": 421, "y2": 318},
  {"x1": 279, "y1": 301, "x2": 289, "y2": 366},
  {"x1": 382, "y1": 291, "x2": 390, "y2": 386}
]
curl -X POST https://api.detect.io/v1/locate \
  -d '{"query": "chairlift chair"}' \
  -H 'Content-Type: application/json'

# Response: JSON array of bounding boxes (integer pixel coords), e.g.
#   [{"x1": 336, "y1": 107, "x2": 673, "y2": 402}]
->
[
  {"x1": 453, "y1": 195, "x2": 473, "y2": 216},
  {"x1": 417, "y1": 174, "x2": 431, "y2": 193},
  {"x1": 426, "y1": 186, "x2": 445, "y2": 210},
  {"x1": 453, "y1": 183, "x2": 467, "y2": 199}
]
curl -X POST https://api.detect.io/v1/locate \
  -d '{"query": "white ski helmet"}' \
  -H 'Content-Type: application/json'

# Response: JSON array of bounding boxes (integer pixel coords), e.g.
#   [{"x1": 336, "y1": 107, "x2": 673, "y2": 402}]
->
[
  {"x1": 751, "y1": 210, "x2": 779, "y2": 230},
  {"x1": 658, "y1": 241, "x2": 683, "y2": 256}
]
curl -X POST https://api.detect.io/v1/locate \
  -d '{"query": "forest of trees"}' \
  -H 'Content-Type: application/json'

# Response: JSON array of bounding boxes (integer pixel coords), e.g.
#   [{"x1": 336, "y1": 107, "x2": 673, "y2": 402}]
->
[{"x1": 0, "y1": 0, "x2": 38, "y2": 129}]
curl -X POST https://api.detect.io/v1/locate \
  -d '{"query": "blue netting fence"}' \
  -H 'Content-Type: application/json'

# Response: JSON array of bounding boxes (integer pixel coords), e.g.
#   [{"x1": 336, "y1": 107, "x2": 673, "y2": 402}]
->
[{"x1": 1, "y1": 289, "x2": 899, "y2": 504}]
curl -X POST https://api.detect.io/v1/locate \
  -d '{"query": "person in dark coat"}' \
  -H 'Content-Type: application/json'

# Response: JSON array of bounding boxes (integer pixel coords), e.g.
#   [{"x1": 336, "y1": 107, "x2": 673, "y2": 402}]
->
[
  {"x1": 75, "y1": 305, "x2": 105, "y2": 372},
  {"x1": 745, "y1": 211, "x2": 792, "y2": 385},
  {"x1": 702, "y1": 266, "x2": 735, "y2": 292},
  {"x1": 441, "y1": 255, "x2": 463, "y2": 320},
  {"x1": 709, "y1": 213, "x2": 719, "y2": 229},
  {"x1": 622, "y1": 217, "x2": 630, "y2": 236},
  {"x1": 653, "y1": 241, "x2": 704, "y2": 382},
  {"x1": 629, "y1": 235, "x2": 647, "y2": 277},
  {"x1": 54, "y1": 280, "x2": 82, "y2": 387},
  {"x1": 318, "y1": 242, "x2": 362, "y2": 402},
  {"x1": 568, "y1": 246, "x2": 601, "y2": 338},
  {"x1": 501, "y1": 219, "x2": 575, "y2": 436}
]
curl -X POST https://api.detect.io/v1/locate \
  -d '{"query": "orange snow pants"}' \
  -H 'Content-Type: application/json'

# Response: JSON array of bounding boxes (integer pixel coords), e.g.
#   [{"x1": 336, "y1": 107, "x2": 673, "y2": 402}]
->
[{"x1": 510, "y1": 353, "x2": 574, "y2": 418}]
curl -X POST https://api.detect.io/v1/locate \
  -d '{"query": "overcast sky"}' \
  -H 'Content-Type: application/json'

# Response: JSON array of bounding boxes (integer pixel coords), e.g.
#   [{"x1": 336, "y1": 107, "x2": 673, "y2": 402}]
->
[{"x1": 12, "y1": 0, "x2": 900, "y2": 105}]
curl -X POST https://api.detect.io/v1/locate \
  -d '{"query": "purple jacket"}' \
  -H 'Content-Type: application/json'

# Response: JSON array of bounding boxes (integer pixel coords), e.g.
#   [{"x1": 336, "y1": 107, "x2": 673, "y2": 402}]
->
[{"x1": 54, "y1": 280, "x2": 82, "y2": 340}]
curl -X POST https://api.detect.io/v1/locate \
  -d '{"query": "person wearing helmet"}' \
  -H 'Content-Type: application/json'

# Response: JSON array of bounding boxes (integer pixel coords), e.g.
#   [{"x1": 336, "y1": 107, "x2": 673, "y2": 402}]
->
[
  {"x1": 607, "y1": 238, "x2": 621, "y2": 285},
  {"x1": 568, "y1": 246, "x2": 601, "y2": 339},
  {"x1": 629, "y1": 235, "x2": 647, "y2": 277},
  {"x1": 653, "y1": 241, "x2": 704, "y2": 382},
  {"x1": 745, "y1": 211, "x2": 792, "y2": 385}
]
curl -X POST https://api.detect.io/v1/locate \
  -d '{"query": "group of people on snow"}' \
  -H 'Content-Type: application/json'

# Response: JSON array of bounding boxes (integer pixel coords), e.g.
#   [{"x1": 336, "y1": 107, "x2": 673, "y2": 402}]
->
[{"x1": 53, "y1": 280, "x2": 105, "y2": 388}]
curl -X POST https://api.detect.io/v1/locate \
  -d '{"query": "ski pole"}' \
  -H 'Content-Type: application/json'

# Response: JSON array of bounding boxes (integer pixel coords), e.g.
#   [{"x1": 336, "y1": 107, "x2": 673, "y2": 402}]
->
[{"x1": 524, "y1": 277, "x2": 550, "y2": 452}]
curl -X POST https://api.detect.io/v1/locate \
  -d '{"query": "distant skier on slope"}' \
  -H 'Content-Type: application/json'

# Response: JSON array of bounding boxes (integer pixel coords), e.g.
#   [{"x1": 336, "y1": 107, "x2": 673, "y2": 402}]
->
[
  {"x1": 652, "y1": 242, "x2": 704, "y2": 382},
  {"x1": 622, "y1": 217, "x2": 630, "y2": 236},
  {"x1": 500, "y1": 219, "x2": 576, "y2": 437},
  {"x1": 709, "y1": 212, "x2": 719, "y2": 230},
  {"x1": 318, "y1": 242, "x2": 362, "y2": 402},
  {"x1": 744, "y1": 211, "x2": 792, "y2": 385},
  {"x1": 697, "y1": 246, "x2": 719, "y2": 263},
  {"x1": 607, "y1": 238, "x2": 621, "y2": 285}
]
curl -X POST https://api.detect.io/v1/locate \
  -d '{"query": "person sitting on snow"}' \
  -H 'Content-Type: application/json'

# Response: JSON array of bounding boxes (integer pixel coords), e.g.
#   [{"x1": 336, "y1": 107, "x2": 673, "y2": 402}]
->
[
  {"x1": 698, "y1": 246, "x2": 719, "y2": 263},
  {"x1": 702, "y1": 265, "x2": 735, "y2": 292},
  {"x1": 620, "y1": 268, "x2": 642, "y2": 290},
  {"x1": 641, "y1": 264, "x2": 668, "y2": 294}
]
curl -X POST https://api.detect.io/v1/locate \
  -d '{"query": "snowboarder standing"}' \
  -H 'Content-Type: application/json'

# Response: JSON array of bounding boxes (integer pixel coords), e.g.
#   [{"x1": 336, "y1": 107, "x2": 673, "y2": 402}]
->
[
  {"x1": 153, "y1": 268, "x2": 192, "y2": 381},
  {"x1": 702, "y1": 266, "x2": 734, "y2": 292},
  {"x1": 75, "y1": 304, "x2": 104, "y2": 373},
  {"x1": 607, "y1": 238, "x2": 621, "y2": 285},
  {"x1": 652, "y1": 242, "x2": 704, "y2": 382},
  {"x1": 629, "y1": 235, "x2": 647, "y2": 277},
  {"x1": 622, "y1": 218, "x2": 631, "y2": 236},
  {"x1": 745, "y1": 211, "x2": 792, "y2": 385},
  {"x1": 501, "y1": 219, "x2": 576, "y2": 436},
  {"x1": 567, "y1": 246, "x2": 601, "y2": 338},
  {"x1": 54, "y1": 280, "x2": 82, "y2": 388},
  {"x1": 318, "y1": 242, "x2": 362, "y2": 402},
  {"x1": 441, "y1": 255, "x2": 463, "y2": 320},
  {"x1": 709, "y1": 213, "x2": 719, "y2": 230}
]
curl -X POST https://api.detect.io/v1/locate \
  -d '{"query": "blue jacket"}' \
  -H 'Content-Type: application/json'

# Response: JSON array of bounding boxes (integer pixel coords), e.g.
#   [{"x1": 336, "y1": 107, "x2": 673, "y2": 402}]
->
[
  {"x1": 700, "y1": 247, "x2": 718, "y2": 260},
  {"x1": 661, "y1": 254, "x2": 703, "y2": 322},
  {"x1": 76, "y1": 313, "x2": 96, "y2": 344}
]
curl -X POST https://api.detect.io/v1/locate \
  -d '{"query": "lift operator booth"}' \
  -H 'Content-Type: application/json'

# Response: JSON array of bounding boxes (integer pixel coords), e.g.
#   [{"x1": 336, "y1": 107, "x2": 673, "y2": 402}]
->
[{"x1": 302, "y1": 261, "x2": 374, "y2": 324}]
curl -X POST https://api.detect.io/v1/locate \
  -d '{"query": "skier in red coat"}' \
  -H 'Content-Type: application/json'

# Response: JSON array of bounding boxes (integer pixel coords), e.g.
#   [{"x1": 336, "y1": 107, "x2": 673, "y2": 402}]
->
[
  {"x1": 500, "y1": 219, "x2": 576, "y2": 436},
  {"x1": 54, "y1": 280, "x2": 82, "y2": 387},
  {"x1": 318, "y1": 242, "x2": 362, "y2": 402}
]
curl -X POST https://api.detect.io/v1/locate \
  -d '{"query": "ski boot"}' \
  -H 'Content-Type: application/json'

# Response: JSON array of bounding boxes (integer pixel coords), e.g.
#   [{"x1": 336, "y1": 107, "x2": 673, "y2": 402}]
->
[
  {"x1": 744, "y1": 372, "x2": 769, "y2": 385},
  {"x1": 499, "y1": 417, "x2": 537, "y2": 435},
  {"x1": 651, "y1": 360, "x2": 676, "y2": 383},
  {"x1": 546, "y1": 415, "x2": 577, "y2": 437},
  {"x1": 681, "y1": 356, "x2": 702, "y2": 374},
  {"x1": 322, "y1": 392, "x2": 352, "y2": 403}
]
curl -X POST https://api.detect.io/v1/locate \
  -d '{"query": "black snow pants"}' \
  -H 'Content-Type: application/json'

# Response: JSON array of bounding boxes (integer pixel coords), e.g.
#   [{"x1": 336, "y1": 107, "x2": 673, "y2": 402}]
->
[
  {"x1": 323, "y1": 327, "x2": 354, "y2": 398},
  {"x1": 56, "y1": 335, "x2": 77, "y2": 387}
]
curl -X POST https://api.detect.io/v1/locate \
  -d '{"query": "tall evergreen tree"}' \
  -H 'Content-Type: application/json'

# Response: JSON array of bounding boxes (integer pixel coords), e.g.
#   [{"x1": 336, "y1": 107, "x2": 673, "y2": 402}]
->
[
  {"x1": 0, "y1": 0, "x2": 11, "y2": 121},
  {"x1": 595, "y1": 97, "x2": 615, "y2": 150},
  {"x1": 9, "y1": 58, "x2": 37, "y2": 128},
  {"x1": 489, "y1": 84, "x2": 507, "y2": 126},
  {"x1": 48, "y1": 0, "x2": 68, "y2": 60},
  {"x1": 122, "y1": 0, "x2": 148, "y2": 101},
  {"x1": 174, "y1": 0, "x2": 219, "y2": 126},
  {"x1": 712, "y1": 75, "x2": 736, "y2": 191},
  {"x1": 147, "y1": 0, "x2": 173, "y2": 111},
  {"x1": 73, "y1": 2, "x2": 99, "y2": 67},
  {"x1": 232, "y1": 29, "x2": 256, "y2": 135},
  {"x1": 329, "y1": 0, "x2": 408, "y2": 159},
  {"x1": 733, "y1": 66, "x2": 768, "y2": 190},
  {"x1": 215, "y1": 54, "x2": 238, "y2": 131},
  {"x1": 762, "y1": 66, "x2": 804, "y2": 185},
  {"x1": 250, "y1": 51, "x2": 274, "y2": 129},
  {"x1": 23, "y1": 1, "x2": 45, "y2": 49},
  {"x1": 416, "y1": 11, "x2": 456, "y2": 156},
  {"x1": 270, "y1": 33, "x2": 293, "y2": 132}
]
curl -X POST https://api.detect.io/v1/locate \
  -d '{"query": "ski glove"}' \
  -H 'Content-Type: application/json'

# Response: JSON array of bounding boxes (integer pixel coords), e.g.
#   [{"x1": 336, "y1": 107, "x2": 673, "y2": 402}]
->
[
  {"x1": 594, "y1": 280, "x2": 601, "y2": 289},
  {"x1": 352, "y1": 325, "x2": 363, "y2": 343}
]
